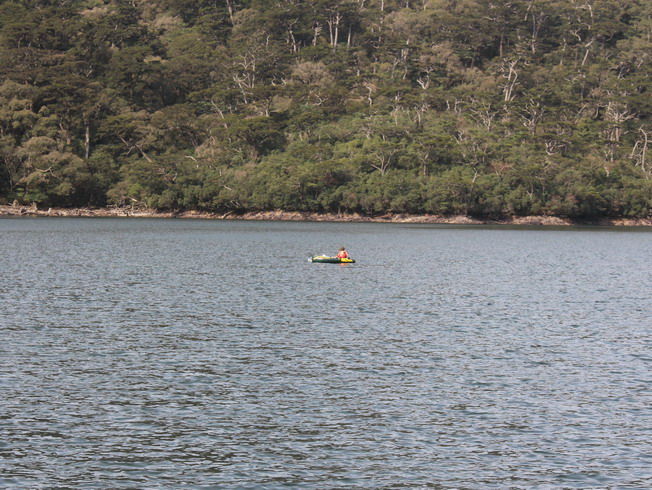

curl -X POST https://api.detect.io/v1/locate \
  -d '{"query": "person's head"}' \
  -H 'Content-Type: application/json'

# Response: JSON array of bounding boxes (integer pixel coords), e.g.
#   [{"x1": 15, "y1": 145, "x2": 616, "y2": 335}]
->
[{"x1": 340, "y1": 247, "x2": 345, "y2": 251}]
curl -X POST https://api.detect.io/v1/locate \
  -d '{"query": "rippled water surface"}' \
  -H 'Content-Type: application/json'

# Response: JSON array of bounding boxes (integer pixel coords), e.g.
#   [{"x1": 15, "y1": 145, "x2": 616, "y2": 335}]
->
[{"x1": 1, "y1": 218, "x2": 651, "y2": 488}]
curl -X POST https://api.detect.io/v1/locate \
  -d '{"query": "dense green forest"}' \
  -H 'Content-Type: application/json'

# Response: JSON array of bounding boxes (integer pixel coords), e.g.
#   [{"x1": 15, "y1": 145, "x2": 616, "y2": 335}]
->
[{"x1": 1, "y1": 0, "x2": 651, "y2": 218}]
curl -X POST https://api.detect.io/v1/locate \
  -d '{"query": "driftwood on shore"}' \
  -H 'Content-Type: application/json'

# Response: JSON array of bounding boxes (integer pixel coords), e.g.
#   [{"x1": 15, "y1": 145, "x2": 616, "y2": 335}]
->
[{"x1": 0, "y1": 204, "x2": 650, "y2": 227}]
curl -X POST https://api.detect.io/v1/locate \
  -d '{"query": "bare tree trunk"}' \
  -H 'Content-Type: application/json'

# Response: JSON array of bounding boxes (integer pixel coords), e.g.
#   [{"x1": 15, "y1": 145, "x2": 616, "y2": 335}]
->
[
  {"x1": 84, "y1": 123, "x2": 90, "y2": 160},
  {"x1": 327, "y1": 11, "x2": 342, "y2": 48},
  {"x1": 631, "y1": 127, "x2": 650, "y2": 178},
  {"x1": 225, "y1": 0, "x2": 235, "y2": 25},
  {"x1": 502, "y1": 60, "x2": 519, "y2": 102},
  {"x1": 313, "y1": 23, "x2": 321, "y2": 46}
]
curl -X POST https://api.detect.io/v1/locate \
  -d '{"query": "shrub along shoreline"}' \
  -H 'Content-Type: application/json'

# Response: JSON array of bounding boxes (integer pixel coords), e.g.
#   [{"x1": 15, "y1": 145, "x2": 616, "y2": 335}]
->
[{"x1": 1, "y1": 205, "x2": 650, "y2": 227}]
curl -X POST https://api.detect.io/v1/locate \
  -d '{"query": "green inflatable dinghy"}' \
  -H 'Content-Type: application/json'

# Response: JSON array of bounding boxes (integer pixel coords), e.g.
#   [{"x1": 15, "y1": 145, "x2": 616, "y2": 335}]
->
[{"x1": 311, "y1": 255, "x2": 355, "y2": 264}]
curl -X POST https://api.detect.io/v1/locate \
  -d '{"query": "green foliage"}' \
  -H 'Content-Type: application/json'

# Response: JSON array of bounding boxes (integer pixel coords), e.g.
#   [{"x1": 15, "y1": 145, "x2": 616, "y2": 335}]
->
[{"x1": 0, "y1": 0, "x2": 650, "y2": 218}]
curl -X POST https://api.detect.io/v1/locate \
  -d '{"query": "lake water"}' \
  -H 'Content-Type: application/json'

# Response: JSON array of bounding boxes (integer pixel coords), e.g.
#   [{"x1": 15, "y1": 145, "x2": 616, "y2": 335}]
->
[{"x1": 1, "y1": 218, "x2": 651, "y2": 488}]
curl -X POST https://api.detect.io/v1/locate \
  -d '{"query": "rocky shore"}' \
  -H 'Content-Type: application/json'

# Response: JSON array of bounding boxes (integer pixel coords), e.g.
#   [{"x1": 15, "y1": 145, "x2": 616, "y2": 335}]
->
[{"x1": 1, "y1": 204, "x2": 650, "y2": 227}]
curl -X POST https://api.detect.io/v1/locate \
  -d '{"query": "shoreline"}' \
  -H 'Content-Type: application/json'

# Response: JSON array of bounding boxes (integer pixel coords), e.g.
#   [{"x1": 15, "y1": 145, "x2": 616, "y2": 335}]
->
[{"x1": 1, "y1": 205, "x2": 651, "y2": 227}]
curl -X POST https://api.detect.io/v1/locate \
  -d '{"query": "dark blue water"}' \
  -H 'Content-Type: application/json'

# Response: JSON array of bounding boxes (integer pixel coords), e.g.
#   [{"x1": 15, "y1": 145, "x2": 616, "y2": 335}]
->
[{"x1": 1, "y1": 218, "x2": 651, "y2": 488}]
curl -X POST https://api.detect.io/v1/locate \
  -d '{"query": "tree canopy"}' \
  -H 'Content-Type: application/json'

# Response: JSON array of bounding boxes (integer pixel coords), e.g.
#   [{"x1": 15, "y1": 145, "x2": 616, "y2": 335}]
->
[{"x1": 1, "y1": 0, "x2": 650, "y2": 218}]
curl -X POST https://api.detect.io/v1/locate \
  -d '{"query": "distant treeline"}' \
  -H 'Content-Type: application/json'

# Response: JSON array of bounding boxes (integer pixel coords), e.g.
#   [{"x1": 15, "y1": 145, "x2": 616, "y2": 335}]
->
[{"x1": 1, "y1": 0, "x2": 651, "y2": 218}]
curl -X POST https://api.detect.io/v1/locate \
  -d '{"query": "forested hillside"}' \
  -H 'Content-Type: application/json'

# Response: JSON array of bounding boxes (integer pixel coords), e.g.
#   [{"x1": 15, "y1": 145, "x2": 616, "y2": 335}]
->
[{"x1": 1, "y1": 0, "x2": 650, "y2": 218}]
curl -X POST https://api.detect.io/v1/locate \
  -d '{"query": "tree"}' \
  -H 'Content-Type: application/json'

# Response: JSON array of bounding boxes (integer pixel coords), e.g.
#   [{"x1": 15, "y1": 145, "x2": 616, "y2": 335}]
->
[{"x1": 0, "y1": 0, "x2": 650, "y2": 219}]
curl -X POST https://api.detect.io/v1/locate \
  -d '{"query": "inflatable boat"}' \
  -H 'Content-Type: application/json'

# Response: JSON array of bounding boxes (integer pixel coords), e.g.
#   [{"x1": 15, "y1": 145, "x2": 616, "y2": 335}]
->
[{"x1": 311, "y1": 255, "x2": 355, "y2": 264}]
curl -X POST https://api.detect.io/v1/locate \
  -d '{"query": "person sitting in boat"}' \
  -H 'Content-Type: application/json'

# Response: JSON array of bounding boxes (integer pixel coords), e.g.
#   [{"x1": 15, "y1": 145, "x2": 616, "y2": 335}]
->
[{"x1": 336, "y1": 247, "x2": 349, "y2": 259}]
